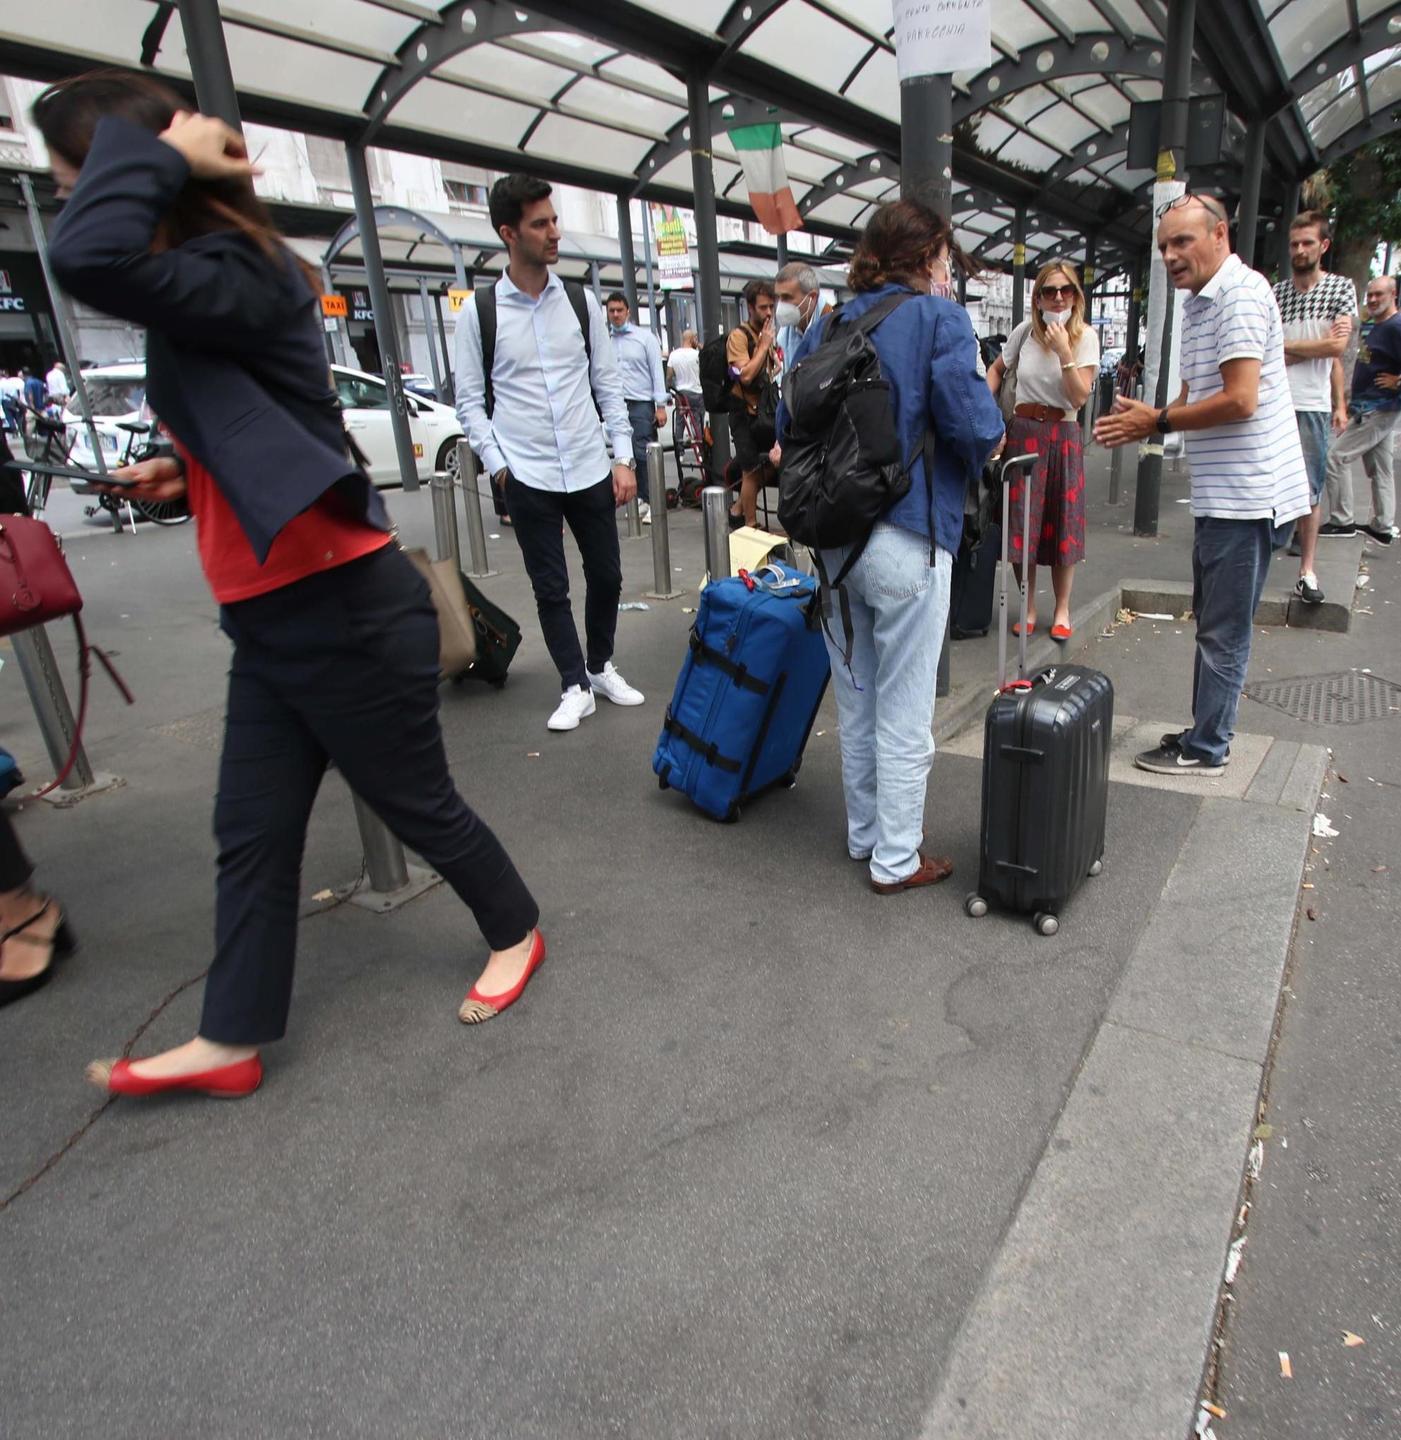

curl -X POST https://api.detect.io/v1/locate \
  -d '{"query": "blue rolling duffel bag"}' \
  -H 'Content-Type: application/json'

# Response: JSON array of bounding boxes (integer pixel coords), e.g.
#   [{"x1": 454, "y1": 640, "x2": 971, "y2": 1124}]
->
[{"x1": 653, "y1": 562, "x2": 830, "y2": 822}]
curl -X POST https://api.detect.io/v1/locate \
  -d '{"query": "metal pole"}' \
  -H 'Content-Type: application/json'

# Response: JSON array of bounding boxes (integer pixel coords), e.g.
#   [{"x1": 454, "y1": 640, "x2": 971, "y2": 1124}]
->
[
  {"x1": 645, "y1": 441, "x2": 683, "y2": 599},
  {"x1": 776, "y1": 233, "x2": 789, "y2": 267},
  {"x1": 17, "y1": 176, "x2": 110, "y2": 490},
  {"x1": 345, "y1": 142, "x2": 422, "y2": 492},
  {"x1": 640, "y1": 198, "x2": 661, "y2": 341},
  {"x1": 1135, "y1": 0, "x2": 1197, "y2": 539},
  {"x1": 1011, "y1": 205, "x2": 1027, "y2": 328},
  {"x1": 957, "y1": 268, "x2": 968, "y2": 305},
  {"x1": 1134, "y1": 287, "x2": 1177, "y2": 537},
  {"x1": 1278, "y1": 181, "x2": 1301, "y2": 277},
  {"x1": 625, "y1": 493, "x2": 642, "y2": 537},
  {"x1": 900, "y1": 73, "x2": 954, "y2": 216},
  {"x1": 9, "y1": 627, "x2": 95, "y2": 792},
  {"x1": 175, "y1": 0, "x2": 242, "y2": 130},
  {"x1": 353, "y1": 793, "x2": 410, "y2": 893},
  {"x1": 320, "y1": 264, "x2": 351, "y2": 366},
  {"x1": 430, "y1": 470, "x2": 460, "y2": 570},
  {"x1": 1083, "y1": 232, "x2": 1097, "y2": 300},
  {"x1": 434, "y1": 287, "x2": 455, "y2": 401},
  {"x1": 418, "y1": 276, "x2": 445, "y2": 401},
  {"x1": 589, "y1": 260, "x2": 603, "y2": 309},
  {"x1": 688, "y1": 67, "x2": 730, "y2": 476},
  {"x1": 701, "y1": 485, "x2": 730, "y2": 581},
  {"x1": 1236, "y1": 118, "x2": 1267, "y2": 267},
  {"x1": 616, "y1": 194, "x2": 640, "y2": 316},
  {"x1": 455, "y1": 440, "x2": 495, "y2": 577}
]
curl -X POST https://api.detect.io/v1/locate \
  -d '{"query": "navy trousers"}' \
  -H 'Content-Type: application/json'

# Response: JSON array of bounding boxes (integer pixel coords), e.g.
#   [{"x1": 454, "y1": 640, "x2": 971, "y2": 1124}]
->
[{"x1": 200, "y1": 545, "x2": 539, "y2": 1045}]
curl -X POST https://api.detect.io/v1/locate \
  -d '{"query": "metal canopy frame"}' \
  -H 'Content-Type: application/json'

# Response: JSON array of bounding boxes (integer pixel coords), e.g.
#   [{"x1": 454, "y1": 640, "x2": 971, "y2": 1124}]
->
[{"x1": 0, "y1": 0, "x2": 1397, "y2": 274}]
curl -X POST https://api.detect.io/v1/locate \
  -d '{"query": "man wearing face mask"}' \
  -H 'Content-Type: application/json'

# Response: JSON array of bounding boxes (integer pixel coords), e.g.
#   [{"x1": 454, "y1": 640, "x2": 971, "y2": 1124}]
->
[
  {"x1": 774, "y1": 262, "x2": 824, "y2": 375},
  {"x1": 606, "y1": 293, "x2": 668, "y2": 521}
]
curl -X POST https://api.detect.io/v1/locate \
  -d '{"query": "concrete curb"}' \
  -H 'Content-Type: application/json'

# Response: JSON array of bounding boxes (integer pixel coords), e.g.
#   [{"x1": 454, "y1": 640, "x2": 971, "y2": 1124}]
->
[{"x1": 919, "y1": 787, "x2": 1323, "y2": 1439}]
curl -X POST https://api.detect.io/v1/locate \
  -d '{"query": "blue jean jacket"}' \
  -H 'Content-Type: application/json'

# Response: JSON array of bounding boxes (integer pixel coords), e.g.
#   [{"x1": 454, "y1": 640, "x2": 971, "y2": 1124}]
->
[{"x1": 775, "y1": 284, "x2": 1004, "y2": 558}]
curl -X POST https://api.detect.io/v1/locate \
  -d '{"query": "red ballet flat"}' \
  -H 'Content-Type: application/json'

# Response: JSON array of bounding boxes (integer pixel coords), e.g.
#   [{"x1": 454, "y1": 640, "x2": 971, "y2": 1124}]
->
[
  {"x1": 1050, "y1": 622, "x2": 1074, "y2": 642},
  {"x1": 98, "y1": 1054, "x2": 263, "y2": 1099},
  {"x1": 459, "y1": 930, "x2": 547, "y2": 1024}
]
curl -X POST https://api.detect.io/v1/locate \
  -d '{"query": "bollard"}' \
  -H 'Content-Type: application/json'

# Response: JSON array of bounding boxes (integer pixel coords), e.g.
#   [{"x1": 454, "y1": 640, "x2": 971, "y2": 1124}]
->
[
  {"x1": 341, "y1": 790, "x2": 441, "y2": 914},
  {"x1": 455, "y1": 440, "x2": 497, "y2": 578},
  {"x1": 701, "y1": 485, "x2": 731, "y2": 582},
  {"x1": 645, "y1": 442, "x2": 683, "y2": 599},
  {"x1": 1109, "y1": 443, "x2": 1124, "y2": 506},
  {"x1": 625, "y1": 493, "x2": 642, "y2": 537},
  {"x1": 430, "y1": 468, "x2": 461, "y2": 569}
]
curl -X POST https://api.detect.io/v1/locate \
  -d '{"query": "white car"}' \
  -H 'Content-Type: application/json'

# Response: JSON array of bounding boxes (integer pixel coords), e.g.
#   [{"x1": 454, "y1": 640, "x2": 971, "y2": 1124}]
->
[{"x1": 64, "y1": 362, "x2": 465, "y2": 486}]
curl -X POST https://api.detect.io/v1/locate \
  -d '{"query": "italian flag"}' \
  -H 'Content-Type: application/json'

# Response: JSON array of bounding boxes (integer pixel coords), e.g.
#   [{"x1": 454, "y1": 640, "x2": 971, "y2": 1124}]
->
[{"x1": 729, "y1": 124, "x2": 803, "y2": 235}]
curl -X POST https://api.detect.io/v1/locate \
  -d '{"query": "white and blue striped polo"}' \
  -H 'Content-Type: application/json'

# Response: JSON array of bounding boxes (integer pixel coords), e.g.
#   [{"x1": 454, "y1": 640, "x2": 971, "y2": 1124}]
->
[{"x1": 1180, "y1": 254, "x2": 1311, "y2": 525}]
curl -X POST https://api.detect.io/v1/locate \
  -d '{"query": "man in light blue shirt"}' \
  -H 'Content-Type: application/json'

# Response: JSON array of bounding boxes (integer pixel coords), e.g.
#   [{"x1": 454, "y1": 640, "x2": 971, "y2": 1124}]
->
[
  {"x1": 455, "y1": 175, "x2": 646, "y2": 733},
  {"x1": 605, "y1": 292, "x2": 668, "y2": 519}
]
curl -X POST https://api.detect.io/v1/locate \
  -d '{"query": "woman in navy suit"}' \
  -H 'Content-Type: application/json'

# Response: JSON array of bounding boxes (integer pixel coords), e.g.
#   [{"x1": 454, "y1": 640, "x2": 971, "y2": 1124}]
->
[{"x1": 36, "y1": 72, "x2": 544, "y2": 1099}]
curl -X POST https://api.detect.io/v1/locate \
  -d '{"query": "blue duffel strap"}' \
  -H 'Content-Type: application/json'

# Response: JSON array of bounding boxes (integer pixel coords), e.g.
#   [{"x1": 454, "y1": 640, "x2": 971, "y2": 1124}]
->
[
  {"x1": 663, "y1": 709, "x2": 743, "y2": 774},
  {"x1": 688, "y1": 630, "x2": 771, "y2": 695}
]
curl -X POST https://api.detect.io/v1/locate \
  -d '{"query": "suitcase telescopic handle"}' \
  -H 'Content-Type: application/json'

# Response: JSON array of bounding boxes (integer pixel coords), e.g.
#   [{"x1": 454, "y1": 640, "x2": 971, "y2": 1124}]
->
[{"x1": 997, "y1": 451, "x2": 1040, "y2": 692}]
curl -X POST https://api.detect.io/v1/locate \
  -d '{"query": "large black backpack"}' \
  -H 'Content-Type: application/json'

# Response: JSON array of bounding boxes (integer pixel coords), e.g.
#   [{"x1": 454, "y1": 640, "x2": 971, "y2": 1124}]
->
[
  {"x1": 776, "y1": 292, "x2": 926, "y2": 663},
  {"x1": 699, "y1": 329, "x2": 747, "y2": 414}
]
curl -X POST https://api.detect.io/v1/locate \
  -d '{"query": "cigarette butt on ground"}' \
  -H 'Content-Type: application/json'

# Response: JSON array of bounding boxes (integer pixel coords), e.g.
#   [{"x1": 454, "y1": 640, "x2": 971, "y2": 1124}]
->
[
  {"x1": 312, "y1": 889, "x2": 334, "y2": 902},
  {"x1": 1203, "y1": 1402, "x2": 1227, "y2": 1419},
  {"x1": 1343, "y1": 1331, "x2": 1366, "y2": 1347},
  {"x1": 1279, "y1": 1351, "x2": 1293, "y2": 1378}
]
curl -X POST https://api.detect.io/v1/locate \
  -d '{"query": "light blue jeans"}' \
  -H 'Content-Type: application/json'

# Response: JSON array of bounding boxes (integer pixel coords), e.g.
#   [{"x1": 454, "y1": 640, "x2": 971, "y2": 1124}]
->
[{"x1": 818, "y1": 523, "x2": 953, "y2": 885}]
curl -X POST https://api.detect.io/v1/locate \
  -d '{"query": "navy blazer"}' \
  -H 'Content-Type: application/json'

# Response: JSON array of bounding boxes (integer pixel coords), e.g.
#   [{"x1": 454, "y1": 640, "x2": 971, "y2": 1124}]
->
[{"x1": 49, "y1": 116, "x2": 389, "y2": 562}]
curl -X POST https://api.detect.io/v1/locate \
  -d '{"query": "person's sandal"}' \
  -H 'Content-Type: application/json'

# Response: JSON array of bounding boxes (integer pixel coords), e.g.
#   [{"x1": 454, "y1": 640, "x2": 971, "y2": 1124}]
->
[{"x1": 0, "y1": 899, "x2": 77, "y2": 1008}]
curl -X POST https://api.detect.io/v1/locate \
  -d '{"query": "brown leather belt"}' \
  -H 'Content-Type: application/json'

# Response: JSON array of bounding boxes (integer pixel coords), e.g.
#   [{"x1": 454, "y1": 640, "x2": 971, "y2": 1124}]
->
[{"x1": 1014, "y1": 402, "x2": 1072, "y2": 423}]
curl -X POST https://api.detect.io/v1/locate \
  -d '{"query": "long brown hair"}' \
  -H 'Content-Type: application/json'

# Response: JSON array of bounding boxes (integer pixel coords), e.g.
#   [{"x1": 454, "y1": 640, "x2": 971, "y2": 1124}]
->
[
  {"x1": 848, "y1": 198, "x2": 965, "y2": 293},
  {"x1": 1029, "y1": 259, "x2": 1087, "y2": 352},
  {"x1": 32, "y1": 69, "x2": 305, "y2": 279}
]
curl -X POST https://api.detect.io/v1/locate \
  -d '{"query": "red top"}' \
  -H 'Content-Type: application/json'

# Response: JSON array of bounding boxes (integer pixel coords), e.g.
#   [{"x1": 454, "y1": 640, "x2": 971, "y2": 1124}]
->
[{"x1": 177, "y1": 443, "x2": 391, "y2": 604}]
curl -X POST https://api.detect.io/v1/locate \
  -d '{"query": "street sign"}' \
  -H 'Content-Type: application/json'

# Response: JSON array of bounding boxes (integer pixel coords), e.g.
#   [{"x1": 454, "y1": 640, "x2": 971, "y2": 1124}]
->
[
  {"x1": 447, "y1": 288, "x2": 472, "y2": 312},
  {"x1": 320, "y1": 293, "x2": 348, "y2": 318}
]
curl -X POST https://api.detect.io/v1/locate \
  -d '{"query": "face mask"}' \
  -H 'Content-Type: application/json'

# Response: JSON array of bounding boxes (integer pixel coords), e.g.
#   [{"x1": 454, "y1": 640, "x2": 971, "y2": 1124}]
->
[
  {"x1": 1039, "y1": 307, "x2": 1067, "y2": 327},
  {"x1": 929, "y1": 281, "x2": 954, "y2": 300},
  {"x1": 609, "y1": 321, "x2": 627, "y2": 334},
  {"x1": 774, "y1": 300, "x2": 803, "y2": 330}
]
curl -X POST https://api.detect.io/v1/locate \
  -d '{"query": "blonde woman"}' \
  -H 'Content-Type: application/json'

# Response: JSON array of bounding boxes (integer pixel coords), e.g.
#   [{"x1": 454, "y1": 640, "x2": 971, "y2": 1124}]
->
[{"x1": 987, "y1": 261, "x2": 1098, "y2": 640}]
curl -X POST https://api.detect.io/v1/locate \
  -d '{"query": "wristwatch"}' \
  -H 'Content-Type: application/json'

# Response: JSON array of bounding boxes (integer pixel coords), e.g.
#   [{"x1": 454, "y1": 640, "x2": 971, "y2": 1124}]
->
[
  {"x1": 619, "y1": 457, "x2": 637, "y2": 471},
  {"x1": 1155, "y1": 407, "x2": 1174, "y2": 434}
]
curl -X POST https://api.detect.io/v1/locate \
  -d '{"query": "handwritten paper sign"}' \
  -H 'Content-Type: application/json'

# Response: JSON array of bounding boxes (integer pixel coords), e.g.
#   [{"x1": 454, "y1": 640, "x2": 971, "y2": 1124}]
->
[{"x1": 891, "y1": 0, "x2": 992, "y2": 79}]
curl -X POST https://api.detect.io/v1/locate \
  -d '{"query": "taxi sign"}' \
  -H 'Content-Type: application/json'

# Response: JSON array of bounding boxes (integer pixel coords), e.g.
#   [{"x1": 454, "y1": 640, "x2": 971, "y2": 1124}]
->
[
  {"x1": 320, "y1": 293, "x2": 348, "y2": 318},
  {"x1": 447, "y1": 287, "x2": 472, "y2": 313}
]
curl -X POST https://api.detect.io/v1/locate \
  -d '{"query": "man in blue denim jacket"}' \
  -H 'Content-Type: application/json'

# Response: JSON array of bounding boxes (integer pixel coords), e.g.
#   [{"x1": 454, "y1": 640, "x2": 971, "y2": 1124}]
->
[{"x1": 775, "y1": 201, "x2": 1003, "y2": 894}]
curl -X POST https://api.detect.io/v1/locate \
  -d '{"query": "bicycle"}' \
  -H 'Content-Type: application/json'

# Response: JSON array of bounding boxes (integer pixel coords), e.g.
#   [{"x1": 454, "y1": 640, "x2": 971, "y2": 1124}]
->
[{"x1": 80, "y1": 420, "x2": 192, "y2": 527}]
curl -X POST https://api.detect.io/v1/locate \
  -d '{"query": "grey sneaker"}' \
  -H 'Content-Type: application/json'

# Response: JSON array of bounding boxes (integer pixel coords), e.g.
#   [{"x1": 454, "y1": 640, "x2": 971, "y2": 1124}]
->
[
  {"x1": 1159, "y1": 730, "x2": 1230, "y2": 764},
  {"x1": 1134, "y1": 739, "x2": 1224, "y2": 777},
  {"x1": 1294, "y1": 573, "x2": 1324, "y2": 605}
]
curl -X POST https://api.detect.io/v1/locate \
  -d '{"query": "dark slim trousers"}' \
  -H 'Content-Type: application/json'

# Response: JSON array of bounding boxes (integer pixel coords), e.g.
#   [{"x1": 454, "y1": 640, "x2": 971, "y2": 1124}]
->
[
  {"x1": 200, "y1": 545, "x2": 539, "y2": 1045},
  {"x1": 504, "y1": 474, "x2": 622, "y2": 690},
  {"x1": 0, "y1": 811, "x2": 33, "y2": 892},
  {"x1": 625, "y1": 399, "x2": 657, "y2": 502}
]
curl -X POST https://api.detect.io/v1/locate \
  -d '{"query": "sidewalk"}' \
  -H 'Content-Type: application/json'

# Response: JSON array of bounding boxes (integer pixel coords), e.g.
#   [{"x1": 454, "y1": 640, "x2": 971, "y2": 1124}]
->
[{"x1": 0, "y1": 457, "x2": 1367, "y2": 1439}]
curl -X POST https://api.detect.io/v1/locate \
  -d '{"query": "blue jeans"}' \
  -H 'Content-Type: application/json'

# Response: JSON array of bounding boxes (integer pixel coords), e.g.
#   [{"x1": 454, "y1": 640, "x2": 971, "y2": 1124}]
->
[
  {"x1": 626, "y1": 399, "x2": 657, "y2": 502},
  {"x1": 1180, "y1": 517, "x2": 1274, "y2": 766},
  {"x1": 818, "y1": 523, "x2": 952, "y2": 885}
]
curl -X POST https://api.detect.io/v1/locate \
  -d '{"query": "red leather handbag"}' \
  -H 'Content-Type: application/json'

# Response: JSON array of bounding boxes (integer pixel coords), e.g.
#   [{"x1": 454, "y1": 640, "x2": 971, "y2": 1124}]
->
[{"x1": 0, "y1": 513, "x2": 132, "y2": 796}]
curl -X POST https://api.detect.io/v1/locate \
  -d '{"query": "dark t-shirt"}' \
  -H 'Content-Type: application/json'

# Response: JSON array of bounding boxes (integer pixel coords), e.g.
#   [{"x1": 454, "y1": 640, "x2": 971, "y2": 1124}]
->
[{"x1": 1352, "y1": 312, "x2": 1401, "y2": 412}]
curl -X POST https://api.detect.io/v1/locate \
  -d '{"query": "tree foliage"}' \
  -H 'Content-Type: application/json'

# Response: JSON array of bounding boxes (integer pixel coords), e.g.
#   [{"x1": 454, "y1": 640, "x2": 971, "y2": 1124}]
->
[{"x1": 1304, "y1": 134, "x2": 1401, "y2": 290}]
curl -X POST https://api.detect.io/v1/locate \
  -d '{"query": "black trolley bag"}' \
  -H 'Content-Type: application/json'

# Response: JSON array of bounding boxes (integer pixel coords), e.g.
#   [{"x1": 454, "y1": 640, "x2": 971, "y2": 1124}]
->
[{"x1": 964, "y1": 452, "x2": 1113, "y2": 936}]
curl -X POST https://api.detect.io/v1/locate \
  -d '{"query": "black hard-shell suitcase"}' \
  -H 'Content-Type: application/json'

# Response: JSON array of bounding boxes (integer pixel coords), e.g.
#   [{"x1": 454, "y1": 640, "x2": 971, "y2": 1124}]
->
[{"x1": 965, "y1": 454, "x2": 1113, "y2": 935}]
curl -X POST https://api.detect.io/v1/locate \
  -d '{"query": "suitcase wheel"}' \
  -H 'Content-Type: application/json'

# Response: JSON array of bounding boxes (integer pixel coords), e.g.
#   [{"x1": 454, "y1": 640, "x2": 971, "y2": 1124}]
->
[
  {"x1": 1033, "y1": 911, "x2": 1060, "y2": 937},
  {"x1": 780, "y1": 770, "x2": 797, "y2": 789},
  {"x1": 658, "y1": 775, "x2": 669, "y2": 791},
  {"x1": 964, "y1": 893, "x2": 988, "y2": 919},
  {"x1": 1088, "y1": 858, "x2": 1103, "y2": 877},
  {"x1": 721, "y1": 803, "x2": 741, "y2": 823}
]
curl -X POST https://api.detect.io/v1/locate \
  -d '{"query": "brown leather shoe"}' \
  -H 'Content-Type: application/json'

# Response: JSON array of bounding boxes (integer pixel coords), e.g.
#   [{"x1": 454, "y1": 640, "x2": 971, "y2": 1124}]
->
[{"x1": 870, "y1": 852, "x2": 954, "y2": 895}]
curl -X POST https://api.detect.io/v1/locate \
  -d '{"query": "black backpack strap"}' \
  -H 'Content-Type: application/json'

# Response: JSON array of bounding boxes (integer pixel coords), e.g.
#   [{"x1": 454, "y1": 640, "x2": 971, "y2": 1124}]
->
[
  {"x1": 562, "y1": 281, "x2": 602, "y2": 420},
  {"x1": 475, "y1": 286, "x2": 497, "y2": 420}
]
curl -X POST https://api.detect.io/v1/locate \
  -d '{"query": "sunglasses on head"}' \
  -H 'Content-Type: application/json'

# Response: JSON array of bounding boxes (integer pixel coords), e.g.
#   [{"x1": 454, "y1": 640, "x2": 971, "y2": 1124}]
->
[
  {"x1": 1156, "y1": 191, "x2": 1228, "y2": 224},
  {"x1": 1039, "y1": 284, "x2": 1077, "y2": 300}
]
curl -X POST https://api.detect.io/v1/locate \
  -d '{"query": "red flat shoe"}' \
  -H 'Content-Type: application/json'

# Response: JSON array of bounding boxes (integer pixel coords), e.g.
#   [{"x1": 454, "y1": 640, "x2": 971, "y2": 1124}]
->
[
  {"x1": 459, "y1": 930, "x2": 547, "y2": 1024},
  {"x1": 1050, "y1": 623, "x2": 1073, "y2": 642},
  {"x1": 98, "y1": 1055, "x2": 263, "y2": 1099},
  {"x1": 1011, "y1": 621, "x2": 1036, "y2": 637}
]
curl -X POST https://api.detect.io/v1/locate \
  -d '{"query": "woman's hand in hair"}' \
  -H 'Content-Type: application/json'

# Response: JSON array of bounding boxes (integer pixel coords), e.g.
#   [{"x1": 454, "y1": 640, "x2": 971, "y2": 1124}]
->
[
  {"x1": 108, "y1": 455, "x2": 187, "y2": 503},
  {"x1": 159, "y1": 112, "x2": 260, "y2": 182}
]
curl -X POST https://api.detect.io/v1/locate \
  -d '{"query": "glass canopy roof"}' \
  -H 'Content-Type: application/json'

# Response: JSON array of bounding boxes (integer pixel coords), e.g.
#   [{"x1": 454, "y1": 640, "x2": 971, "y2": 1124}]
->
[{"x1": 1, "y1": 0, "x2": 1397, "y2": 274}]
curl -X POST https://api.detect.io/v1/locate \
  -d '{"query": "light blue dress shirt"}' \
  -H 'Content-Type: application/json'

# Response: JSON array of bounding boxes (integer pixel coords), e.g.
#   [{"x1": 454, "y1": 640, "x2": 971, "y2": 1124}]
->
[
  {"x1": 454, "y1": 270, "x2": 633, "y2": 492},
  {"x1": 608, "y1": 321, "x2": 668, "y2": 406}
]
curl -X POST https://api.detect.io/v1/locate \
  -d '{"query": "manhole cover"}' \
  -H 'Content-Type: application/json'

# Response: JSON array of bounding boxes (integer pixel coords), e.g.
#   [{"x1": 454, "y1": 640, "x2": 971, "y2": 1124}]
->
[{"x1": 1243, "y1": 670, "x2": 1401, "y2": 725}]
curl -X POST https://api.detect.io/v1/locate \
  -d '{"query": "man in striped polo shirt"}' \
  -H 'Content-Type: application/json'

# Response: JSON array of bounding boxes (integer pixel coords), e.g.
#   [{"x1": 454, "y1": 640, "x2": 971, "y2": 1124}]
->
[{"x1": 1095, "y1": 194, "x2": 1309, "y2": 776}]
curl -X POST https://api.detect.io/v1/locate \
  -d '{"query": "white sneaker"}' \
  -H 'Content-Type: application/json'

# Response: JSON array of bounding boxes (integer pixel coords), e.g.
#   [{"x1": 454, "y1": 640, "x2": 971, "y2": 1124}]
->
[
  {"x1": 639, "y1": 501, "x2": 652, "y2": 524},
  {"x1": 586, "y1": 661, "x2": 645, "y2": 706},
  {"x1": 547, "y1": 685, "x2": 596, "y2": 732}
]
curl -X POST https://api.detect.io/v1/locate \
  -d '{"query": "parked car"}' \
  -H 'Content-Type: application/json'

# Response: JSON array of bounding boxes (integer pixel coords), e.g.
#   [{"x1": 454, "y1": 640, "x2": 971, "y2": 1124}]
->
[{"x1": 64, "y1": 361, "x2": 465, "y2": 486}]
